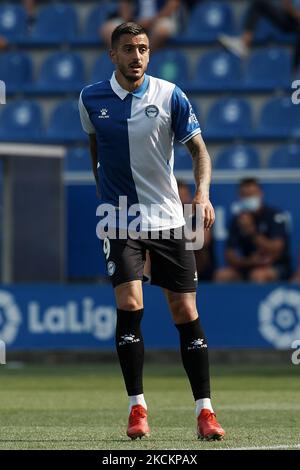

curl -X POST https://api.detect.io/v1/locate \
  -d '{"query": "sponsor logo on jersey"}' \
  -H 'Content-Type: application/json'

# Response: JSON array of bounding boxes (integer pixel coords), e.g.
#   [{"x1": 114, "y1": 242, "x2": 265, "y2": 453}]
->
[{"x1": 98, "y1": 108, "x2": 109, "y2": 119}]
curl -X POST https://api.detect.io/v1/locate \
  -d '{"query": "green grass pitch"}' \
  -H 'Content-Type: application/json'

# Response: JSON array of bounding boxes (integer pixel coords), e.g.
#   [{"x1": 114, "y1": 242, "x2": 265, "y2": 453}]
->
[{"x1": 0, "y1": 362, "x2": 299, "y2": 450}]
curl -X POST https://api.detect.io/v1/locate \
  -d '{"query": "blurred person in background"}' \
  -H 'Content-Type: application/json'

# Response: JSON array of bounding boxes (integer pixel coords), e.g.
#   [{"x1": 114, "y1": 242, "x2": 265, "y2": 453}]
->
[
  {"x1": 215, "y1": 178, "x2": 292, "y2": 283},
  {"x1": 101, "y1": 0, "x2": 181, "y2": 51},
  {"x1": 219, "y1": 0, "x2": 300, "y2": 74}
]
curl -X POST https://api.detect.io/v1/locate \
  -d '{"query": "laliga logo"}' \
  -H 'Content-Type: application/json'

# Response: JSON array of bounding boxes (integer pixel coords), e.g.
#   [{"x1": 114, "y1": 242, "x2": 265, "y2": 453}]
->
[
  {"x1": 0, "y1": 291, "x2": 22, "y2": 345},
  {"x1": 258, "y1": 288, "x2": 300, "y2": 349}
]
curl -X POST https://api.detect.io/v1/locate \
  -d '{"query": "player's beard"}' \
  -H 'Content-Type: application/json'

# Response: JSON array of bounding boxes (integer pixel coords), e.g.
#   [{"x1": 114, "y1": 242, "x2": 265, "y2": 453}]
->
[{"x1": 118, "y1": 62, "x2": 146, "y2": 83}]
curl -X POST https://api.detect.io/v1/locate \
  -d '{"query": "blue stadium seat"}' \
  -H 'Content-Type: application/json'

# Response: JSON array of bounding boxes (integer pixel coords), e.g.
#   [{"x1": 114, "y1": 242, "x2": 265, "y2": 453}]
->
[
  {"x1": 271, "y1": 29, "x2": 296, "y2": 44},
  {"x1": 193, "y1": 50, "x2": 241, "y2": 90},
  {"x1": 244, "y1": 48, "x2": 291, "y2": 90},
  {"x1": 31, "y1": 3, "x2": 78, "y2": 42},
  {"x1": 65, "y1": 147, "x2": 91, "y2": 172},
  {"x1": 257, "y1": 96, "x2": 300, "y2": 138},
  {"x1": 0, "y1": 51, "x2": 32, "y2": 92},
  {"x1": 36, "y1": 52, "x2": 85, "y2": 92},
  {"x1": 267, "y1": 144, "x2": 300, "y2": 168},
  {"x1": 184, "y1": 1, "x2": 234, "y2": 42},
  {"x1": 204, "y1": 98, "x2": 253, "y2": 139},
  {"x1": 146, "y1": 49, "x2": 189, "y2": 87},
  {"x1": 0, "y1": 4, "x2": 26, "y2": 41},
  {"x1": 0, "y1": 100, "x2": 43, "y2": 141},
  {"x1": 84, "y1": 3, "x2": 118, "y2": 41},
  {"x1": 91, "y1": 53, "x2": 115, "y2": 82},
  {"x1": 47, "y1": 100, "x2": 86, "y2": 142},
  {"x1": 215, "y1": 145, "x2": 261, "y2": 170}
]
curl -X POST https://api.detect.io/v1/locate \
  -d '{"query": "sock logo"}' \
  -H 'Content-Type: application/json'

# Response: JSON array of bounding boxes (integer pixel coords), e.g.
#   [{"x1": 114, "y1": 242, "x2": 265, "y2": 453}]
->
[
  {"x1": 119, "y1": 334, "x2": 141, "y2": 346},
  {"x1": 188, "y1": 338, "x2": 207, "y2": 350}
]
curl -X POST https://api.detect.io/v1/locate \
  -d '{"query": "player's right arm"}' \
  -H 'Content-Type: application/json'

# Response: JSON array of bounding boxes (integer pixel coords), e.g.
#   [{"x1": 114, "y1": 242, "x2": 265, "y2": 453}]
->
[
  {"x1": 88, "y1": 133, "x2": 99, "y2": 190},
  {"x1": 78, "y1": 89, "x2": 99, "y2": 194}
]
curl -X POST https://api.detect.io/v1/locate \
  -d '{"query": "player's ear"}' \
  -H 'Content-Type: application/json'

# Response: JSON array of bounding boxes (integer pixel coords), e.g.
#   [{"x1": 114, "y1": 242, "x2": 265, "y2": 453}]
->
[{"x1": 109, "y1": 48, "x2": 116, "y2": 64}]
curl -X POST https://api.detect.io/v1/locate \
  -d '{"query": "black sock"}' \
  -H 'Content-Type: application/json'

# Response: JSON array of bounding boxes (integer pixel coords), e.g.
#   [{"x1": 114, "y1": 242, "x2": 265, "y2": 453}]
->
[
  {"x1": 116, "y1": 308, "x2": 144, "y2": 396},
  {"x1": 175, "y1": 318, "x2": 211, "y2": 400}
]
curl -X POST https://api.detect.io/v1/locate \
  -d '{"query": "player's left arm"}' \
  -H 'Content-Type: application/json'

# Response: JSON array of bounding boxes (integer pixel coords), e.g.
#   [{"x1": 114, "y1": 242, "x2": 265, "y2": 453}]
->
[{"x1": 185, "y1": 134, "x2": 215, "y2": 230}]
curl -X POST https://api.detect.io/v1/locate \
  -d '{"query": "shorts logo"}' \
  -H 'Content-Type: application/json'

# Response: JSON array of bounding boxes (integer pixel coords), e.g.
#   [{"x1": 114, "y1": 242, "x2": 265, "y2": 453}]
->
[
  {"x1": 145, "y1": 105, "x2": 159, "y2": 118},
  {"x1": 107, "y1": 261, "x2": 116, "y2": 276},
  {"x1": 187, "y1": 338, "x2": 207, "y2": 350},
  {"x1": 119, "y1": 334, "x2": 140, "y2": 346}
]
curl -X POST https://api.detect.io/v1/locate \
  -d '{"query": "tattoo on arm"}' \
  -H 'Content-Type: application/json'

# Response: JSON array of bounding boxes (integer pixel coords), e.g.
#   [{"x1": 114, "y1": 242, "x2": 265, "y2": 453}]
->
[{"x1": 185, "y1": 135, "x2": 211, "y2": 196}]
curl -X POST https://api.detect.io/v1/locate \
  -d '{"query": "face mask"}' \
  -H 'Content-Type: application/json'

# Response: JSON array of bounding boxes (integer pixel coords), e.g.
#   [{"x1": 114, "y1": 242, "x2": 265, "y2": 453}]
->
[{"x1": 239, "y1": 196, "x2": 261, "y2": 212}]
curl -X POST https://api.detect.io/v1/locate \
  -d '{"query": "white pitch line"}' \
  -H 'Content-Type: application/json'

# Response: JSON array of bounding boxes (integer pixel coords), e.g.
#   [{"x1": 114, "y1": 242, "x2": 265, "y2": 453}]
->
[{"x1": 214, "y1": 444, "x2": 300, "y2": 451}]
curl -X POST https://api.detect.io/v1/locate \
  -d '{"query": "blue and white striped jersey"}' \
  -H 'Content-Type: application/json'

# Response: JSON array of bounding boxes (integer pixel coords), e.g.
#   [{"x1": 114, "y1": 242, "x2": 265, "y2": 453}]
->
[{"x1": 79, "y1": 72, "x2": 200, "y2": 231}]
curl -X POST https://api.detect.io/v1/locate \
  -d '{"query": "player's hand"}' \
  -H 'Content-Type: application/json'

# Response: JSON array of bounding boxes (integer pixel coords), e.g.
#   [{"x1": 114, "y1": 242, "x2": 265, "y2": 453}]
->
[{"x1": 192, "y1": 192, "x2": 215, "y2": 230}]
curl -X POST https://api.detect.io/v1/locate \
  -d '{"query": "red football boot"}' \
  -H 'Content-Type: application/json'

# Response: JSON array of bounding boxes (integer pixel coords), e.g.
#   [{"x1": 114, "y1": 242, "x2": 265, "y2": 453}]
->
[
  {"x1": 197, "y1": 408, "x2": 225, "y2": 441},
  {"x1": 127, "y1": 405, "x2": 150, "y2": 440}
]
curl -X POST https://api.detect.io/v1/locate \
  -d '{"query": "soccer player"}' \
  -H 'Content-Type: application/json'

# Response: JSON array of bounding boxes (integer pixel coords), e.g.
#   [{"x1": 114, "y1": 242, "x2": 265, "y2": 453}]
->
[{"x1": 79, "y1": 22, "x2": 225, "y2": 441}]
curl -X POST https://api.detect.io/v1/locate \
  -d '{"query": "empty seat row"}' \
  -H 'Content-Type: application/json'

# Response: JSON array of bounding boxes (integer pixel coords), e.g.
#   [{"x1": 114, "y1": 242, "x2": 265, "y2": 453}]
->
[
  {"x1": 0, "y1": 96, "x2": 299, "y2": 143},
  {"x1": 0, "y1": 48, "x2": 295, "y2": 94},
  {"x1": 0, "y1": 100, "x2": 85, "y2": 142},
  {"x1": 0, "y1": 2, "x2": 114, "y2": 43},
  {"x1": 174, "y1": 144, "x2": 300, "y2": 171},
  {"x1": 0, "y1": 2, "x2": 297, "y2": 44},
  {"x1": 204, "y1": 96, "x2": 300, "y2": 139},
  {"x1": 65, "y1": 144, "x2": 300, "y2": 172}
]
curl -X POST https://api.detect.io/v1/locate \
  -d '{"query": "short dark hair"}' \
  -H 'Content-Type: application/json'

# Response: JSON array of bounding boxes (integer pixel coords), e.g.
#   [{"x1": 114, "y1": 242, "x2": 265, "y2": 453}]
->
[
  {"x1": 239, "y1": 177, "x2": 260, "y2": 189},
  {"x1": 111, "y1": 22, "x2": 147, "y2": 48}
]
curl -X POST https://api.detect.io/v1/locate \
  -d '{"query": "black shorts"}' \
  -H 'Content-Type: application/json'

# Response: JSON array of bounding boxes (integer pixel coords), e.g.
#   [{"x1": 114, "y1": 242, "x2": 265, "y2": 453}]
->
[{"x1": 101, "y1": 229, "x2": 197, "y2": 293}]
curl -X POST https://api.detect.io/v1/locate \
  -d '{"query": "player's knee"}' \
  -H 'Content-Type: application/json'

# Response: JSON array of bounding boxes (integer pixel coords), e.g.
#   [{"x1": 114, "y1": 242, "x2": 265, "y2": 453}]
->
[
  {"x1": 170, "y1": 300, "x2": 198, "y2": 323},
  {"x1": 117, "y1": 296, "x2": 143, "y2": 311}
]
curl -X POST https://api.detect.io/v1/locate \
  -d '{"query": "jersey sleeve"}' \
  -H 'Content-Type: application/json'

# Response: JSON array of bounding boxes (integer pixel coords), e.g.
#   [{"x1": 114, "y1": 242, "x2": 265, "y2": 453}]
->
[
  {"x1": 171, "y1": 86, "x2": 201, "y2": 144},
  {"x1": 79, "y1": 90, "x2": 96, "y2": 134}
]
